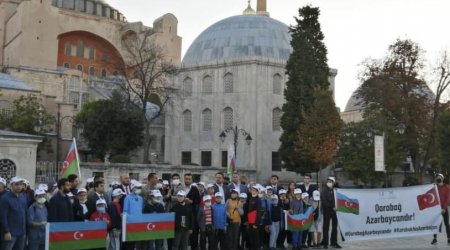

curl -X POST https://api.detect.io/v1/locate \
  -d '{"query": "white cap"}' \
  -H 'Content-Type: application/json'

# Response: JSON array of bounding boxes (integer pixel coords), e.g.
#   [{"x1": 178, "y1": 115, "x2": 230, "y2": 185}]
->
[
  {"x1": 67, "y1": 192, "x2": 74, "y2": 197},
  {"x1": 215, "y1": 192, "x2": 223, "y2": 198},
  {"x1": 151, "y1": 190, "x2": 162, "y2": 197},
  {"x1": 162, "y1": 180, "x2": 169, "y2": 185},
  {"x1": 230, "y1": 188, "x2": 240, "y2": 194},
  {"x1": 37, "y1": 184, "x2": 48, "y2": 192},
  {"x1": 250, "y1": 184, "x2": 259, "y2": 191},
  {"x1": 86, "y1": 177, "x2": 94, "y2": 184},
  {"x1": 110, "y1": 181, "x2": 120, "y2": 186},
  {"x1": 437, "y1": 173, "x2": 444, "y2": 179},
  {"x1": 130, "y1": 180, "x2": 143, "y2": 190},
  {"x1": 279, "y1": 189, "x2": 287, "y2": 195},
  {"x1": 239, "y1": 193, "x2": 248, "y2": 199},
  {"x1": 302, "y1": 193, "x2": 309, "y2": 199},
  {"x1": 270, "y1": 194, "x2": 278, "y2": 200},
  {"x1": 203, "y1": 195, "x2": 212, "y2": 202},
  {"x1": 0, "y1": 177, "x2": 6, "y2": 186},
  {"x1": 77, "y1": 188, "x2": 87, "y2": 194},
  {"x1": 327, "y1": 177, "x2": 336, "y2": 182},
  {"x1": 177, "y1": 190, "x2": 187, "y2": 197},
  {"x1": 10, "y1": 176, "x2": 24, "y2": 184},
  {"x1": 198, "y1": 182, "x2": 206, "y2": 187},
  {"x1": 294, "y1": 188, "x2": 302, "y2": 194},
  {"x1": 112, "y1": 189, "x2": 125, "y2": 197},
  {"x1": 265, "y1": 186, "x2": 273, "y2": 190},
  {"x1": 192, "y1": 183, "x2": 198, "y2": 187},
  {"x1": 313, "y1": 190, "x2": 320, "y2": 201},
  {"x1": 207, "y1": 183, "x2": 215, "y2": 189},
  {"x1": 34, "y1": 189, "x2": 46, "y2": 196},
  {"x1": 23, "y1": 179, "x2": 30, "y2": 186},
  {"x1": 96, "y1": 199, "x2": 107, "y2": 206}
]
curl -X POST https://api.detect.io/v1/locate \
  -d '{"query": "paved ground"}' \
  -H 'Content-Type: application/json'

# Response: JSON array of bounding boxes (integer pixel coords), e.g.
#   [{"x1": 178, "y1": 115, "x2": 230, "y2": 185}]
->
[{"x1": 339, "y1": 232, "x2": 449, "y2": 249}]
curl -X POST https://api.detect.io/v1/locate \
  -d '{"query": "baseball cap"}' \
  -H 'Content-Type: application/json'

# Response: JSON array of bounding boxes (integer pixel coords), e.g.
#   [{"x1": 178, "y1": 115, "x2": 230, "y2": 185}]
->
[
  {"x1": 0, "y1": 177, "x2": 6, "y2": 186},
  {"x1": 86, "y1": 177, "x2": 94, "y2": 184},
  {"x1": 112, "y1": 189, "x2": 125, "y2": 197},
  {"x1": 96, "y1": 199, "x2": 107, "y2": 206},
  {"x1": 34, "y1": 189, "x2": 46, "y2": 196},
  {"x1": 436, "y1": 173, "x2": 444, "y2": 180},
  {"x1": 162, "y1": 180, "x2": 169, "y2": 185},
  {"x1": 279, "y1": 189, "x2": 287, "y2": 195},
  {"x1": 207, "y1": 183, "x2": 215, "y2": 189},
  {"x1": 177, "y1": 190, "x2": 187, "y2": 197},
  {"x1": 230, "y1": 188, "x2": 239, "y2": 194},
  {"x1": 271, "y1": 194, "x2": 278, "y2": 200},
  {"x1": 37, "y1": 184, "x2": 48, "y2": 192},
  {"x1": 110, "y1": 181, "x2": 120, "y2": 186},
  {"x1": 130, "y1": 180, "x2": 143, "y2": 190},
  {"x1": 215, "y1": 192, "x2": 223, "y2": 198},
  {"x1": 265, "y1": 186, "x2": 273, "y2": 190},
  {"x1": 294, "y1": 188, "x2": 302, "y2": 194},
  {"x1": 239, "y1": 193, "x2": 248, "y2": 199},
  {"x1": 302, "y1": 193, "x2": 309, "y2": 199},
  {"x1": 313, "y1": 190, "x2": 320, "y2": 201},
  {"x1": 151, "y1": 190, "x2": 162, "y2": 197},
  {"x1": 10, "y1": 176, "x2": 24, "y2": 184},
  {"x1": 77, "y1": 188, "x2": 87, "y2": 194},
  {"x1": 198, "y1": 182, "x2": 206, "y2": 187},
  {"x1": 203, "y1": 195, "x2": 212, "y2": 202},
  {"x1": 327, "y1": 177, "x2": 336, "y2": 182}
]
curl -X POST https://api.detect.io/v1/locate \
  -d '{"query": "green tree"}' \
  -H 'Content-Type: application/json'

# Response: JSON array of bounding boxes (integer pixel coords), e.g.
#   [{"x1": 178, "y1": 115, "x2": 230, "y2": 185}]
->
[
  {"x1": 76, "y1": 91, "x2": 144, "y2": 159},
  {"x1": 295, "y1": 88, "x2": 342, "y2": 174},
  {"x1": 280, "y1": 6, "x2": 332, "y2": 173},
  {"x1": 356, "y1": 39, "x2": 434, "y2": 182},
  {"x1": 437, "y1": 107, "x2": 450, "y2": 174}
]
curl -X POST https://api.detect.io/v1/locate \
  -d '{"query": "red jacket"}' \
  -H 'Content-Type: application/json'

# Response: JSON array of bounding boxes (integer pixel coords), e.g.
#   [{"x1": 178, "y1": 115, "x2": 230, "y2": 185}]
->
[
  {"x1": 437, "y1": 184, "x2": 450, "y2": 209},
  {"x1": 90, "y1": 211, "x2": 112, "y2": 230}
]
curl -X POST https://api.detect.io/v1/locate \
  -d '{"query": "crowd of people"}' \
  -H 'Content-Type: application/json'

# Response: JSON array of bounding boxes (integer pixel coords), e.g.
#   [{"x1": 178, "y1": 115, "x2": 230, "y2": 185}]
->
[{"x1": 2, "y1": 171, "x2": 447, "y2": 250}]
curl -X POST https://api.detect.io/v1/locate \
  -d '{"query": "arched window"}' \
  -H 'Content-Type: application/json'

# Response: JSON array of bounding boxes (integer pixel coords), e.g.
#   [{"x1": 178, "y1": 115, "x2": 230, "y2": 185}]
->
[
  {"x1": 63, "y1": 62, "x2": 70, "y2": 69},
  {"x1": 183, "y1": 77, "x2": 193, "y2": 97},
  {"x1": 272, "y1": 108, "x2": 282, "y2": 131},
  {"x1": 0, "y1": 159, "x2": 16, "y2": 183},
  {"x1": 0, "y1": 100, "x2": 12, "y2": 117},
  {"x1": 77, "y1": 64, "x2": 83, "y2": 72},
  {"x1": 202, "y1": 108, "x2": 212, "y2": 131},
  {"x1": 89, "y1": 66, "x2": 96, "y2": 76},
  {"x1": 273, "y1": 73, "x2": 282, "y2": 95},
  {"x1": 224, "y1": 73, "x2": 233, "y2": 93},
  {"x1": 89, "y1": 47, "x2": 95, "y2": 60},
  {"x1": 202, "y1": 75, "x2": 213, "y2": 94},
  {"x1": 183, "y1": 110, "x2": 192, "y2": 132},
  {"x1": 64, "y1": 42, "x2": 72, "y2": 56},
  {"x1": 101, "y1": 69, "x2": 107, "y2": 78},
  {"x1": 76, "y1": 40, "x2": 84, "y2": 57},
  {"x1": 223, "y1": 107, "x2": 233, "y2": 129}
]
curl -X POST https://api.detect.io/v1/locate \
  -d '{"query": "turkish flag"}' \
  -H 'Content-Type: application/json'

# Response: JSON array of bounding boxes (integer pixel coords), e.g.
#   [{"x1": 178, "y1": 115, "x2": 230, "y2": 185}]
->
[{"x1": 417, "y1": 187, "x2": 440, "y2": 211}]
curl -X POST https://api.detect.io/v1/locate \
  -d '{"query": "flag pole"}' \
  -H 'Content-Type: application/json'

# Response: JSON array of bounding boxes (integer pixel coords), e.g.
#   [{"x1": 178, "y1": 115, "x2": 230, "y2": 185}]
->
[{"x1": 73, "y1": 137, "x2": 82, "y2": 178}]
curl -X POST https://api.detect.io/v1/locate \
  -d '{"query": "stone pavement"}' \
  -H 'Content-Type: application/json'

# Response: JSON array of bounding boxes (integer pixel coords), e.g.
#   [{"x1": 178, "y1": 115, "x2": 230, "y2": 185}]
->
[{"x1": 339, "y1": 232, "x2": 449, "y2": 249}]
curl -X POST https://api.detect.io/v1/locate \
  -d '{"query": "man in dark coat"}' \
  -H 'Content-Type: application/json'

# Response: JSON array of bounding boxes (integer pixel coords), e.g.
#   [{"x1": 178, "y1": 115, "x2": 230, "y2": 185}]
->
[
  {"x1": 213, "y1": 172, "x2": 230, "y2": 203},
  {"x1": 321, "y1": 177, "x2": 341, "y2": 249},
  {"x1": 48, "y1": 178, "x2": 74, "y2": 222}
]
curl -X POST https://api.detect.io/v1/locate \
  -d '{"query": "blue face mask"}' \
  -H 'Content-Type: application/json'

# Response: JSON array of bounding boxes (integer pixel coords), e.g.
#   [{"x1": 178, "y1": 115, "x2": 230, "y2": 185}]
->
[{"x1": 97, "y1": 207, "x2": 106, "y2": 213}]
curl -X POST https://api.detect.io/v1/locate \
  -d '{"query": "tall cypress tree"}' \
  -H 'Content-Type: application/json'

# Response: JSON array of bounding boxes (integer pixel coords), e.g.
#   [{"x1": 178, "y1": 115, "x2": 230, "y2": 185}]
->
[{"x1": 279, "y1": 6, "x2": 332, "y2": 173}]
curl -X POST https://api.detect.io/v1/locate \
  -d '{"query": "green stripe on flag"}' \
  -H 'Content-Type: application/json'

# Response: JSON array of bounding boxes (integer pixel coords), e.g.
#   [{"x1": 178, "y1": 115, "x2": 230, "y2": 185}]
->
[
  {"x1": 287, "y1": 220, "x2": 313, "y2": 232},
  {"x1": 62, "y1": 161, "x2": 78, "y2": 178},
  {"x1": 49, "y1": 239, "x2": 106, "y2": 250},
  {"x1": 126, "y1": 230, "x2": 174, "y2": 241},
  {"x1": 337, "y1": 206, "x2": 358, "y2": 215}
]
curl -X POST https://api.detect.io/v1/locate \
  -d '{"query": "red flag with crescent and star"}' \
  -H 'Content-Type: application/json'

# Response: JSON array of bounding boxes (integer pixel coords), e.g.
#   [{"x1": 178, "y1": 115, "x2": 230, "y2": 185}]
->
[{"x1": 417, "y1": 186, "x2": 440, "y2": 211}]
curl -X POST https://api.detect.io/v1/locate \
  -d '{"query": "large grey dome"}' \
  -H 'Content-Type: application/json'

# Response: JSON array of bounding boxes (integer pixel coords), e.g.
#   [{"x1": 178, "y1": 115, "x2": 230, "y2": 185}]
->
[{"x1": 182, "y1": 15, "x2": 292, "y2": 65}]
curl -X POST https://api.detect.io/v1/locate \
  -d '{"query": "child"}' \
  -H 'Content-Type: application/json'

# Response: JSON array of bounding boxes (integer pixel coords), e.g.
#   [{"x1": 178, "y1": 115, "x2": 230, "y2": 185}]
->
[
  {"x1": 198, "y1": 195, "x2": 215, "y2": 250},
  {"x1": 73, "y1": 188, "x2": 89, "y2": 221},
  {"x1": 170, "y1": 190, "x2": 193, "y2": 250},
  {"x1": 289, "y1": 189, "x2": 304, "y2": 250},
  {"x1": 108, "y1": 189, "x2": 124, "y2": 250},
  {"x1": 276, "y1": 189, "x2": 289, "y2": 249},
  {"x1": 144, "y1": 190, "x2": 165, "y2": 250},
  {"x1": 269, "y1": 194, "x2": 282, "y2": 250},
  {"x1": 27, "y1": 189, "x2": 48, "y2": 250},
  {"x1": 301, "y1": 192, "x2": 311, "y2": 248},
  {"x1": 309, "y1": 190, "x2": 323, "y2": 248},
  {"x1": 248, "y1": 185, "x2": 261, "y2": 250},
  {"x1": 212, "y1": 192, "x2": 228, "y2": 249},
  {"x1": 259, "y1": 187, "x2": 271, "y2": 249},
  {"x1": 239, "y1": 192, "x2": 249, "y2": 250},
  {"x1": 90, "y1": 199, "x2": 112, "y2": 250},
  {"x1": 226, "y1": 189, "x2": 243, "y2": 250}
]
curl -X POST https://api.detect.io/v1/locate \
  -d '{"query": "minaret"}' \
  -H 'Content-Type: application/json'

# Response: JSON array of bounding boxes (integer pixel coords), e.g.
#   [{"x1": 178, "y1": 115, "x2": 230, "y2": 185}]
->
[
  {"x1": 256, "y1": 0, "x2": 270, "y2": 17},
  {"x1": 243, "y1": 0, "x2": 256, "y2": 15}
]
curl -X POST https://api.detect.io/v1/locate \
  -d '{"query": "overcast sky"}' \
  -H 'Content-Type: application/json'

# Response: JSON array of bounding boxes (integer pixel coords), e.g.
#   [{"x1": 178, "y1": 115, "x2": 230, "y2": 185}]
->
[{"x1": 107, "y1": 0, "x2": 450, "y2": 110}]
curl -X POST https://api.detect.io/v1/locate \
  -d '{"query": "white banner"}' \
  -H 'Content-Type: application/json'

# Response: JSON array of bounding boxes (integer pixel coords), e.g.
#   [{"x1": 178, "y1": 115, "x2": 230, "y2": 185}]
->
[
  {"x1": 374, "y1": 135, "x2": 385, "y2": 172},
  {"x1": 336, "y1": 184, "x2": 442, "y2": 242}
]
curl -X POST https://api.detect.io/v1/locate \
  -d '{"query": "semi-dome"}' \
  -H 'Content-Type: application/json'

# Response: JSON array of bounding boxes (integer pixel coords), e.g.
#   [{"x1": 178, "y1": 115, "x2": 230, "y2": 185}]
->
[
  {"x1": 0, "y1": 73, "x2": 32, "y2": 91},
  {"x1": 182, "y1": 15, "x2": 292, "y2": 65}
]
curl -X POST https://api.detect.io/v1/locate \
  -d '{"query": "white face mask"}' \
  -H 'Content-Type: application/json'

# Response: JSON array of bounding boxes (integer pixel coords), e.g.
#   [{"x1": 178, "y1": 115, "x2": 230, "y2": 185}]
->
[
  {"x1": 37, "y1": 198, "x2": 46, "y2": 204},
  {"x1": 134, "y1": 189, "x2": 142, "y2": 195},
  {"x1": 153, "y1": 197, "x2": 162, "y2": 203},
  {"x1": 327, "y1": 182, "x2": 333, "y2": 188},
  {"x1": 258, "y1": 194, "x2": 264, "y2": 198},
  {"x1": 204, "y1": 201, "x2": 211, "y2": 207},
  {"x1": 172, "y1": 179, "x2": 180, "y2": 186},
  {"x1": 156, "y1": 183, "x2": 163, "y2": 189}
]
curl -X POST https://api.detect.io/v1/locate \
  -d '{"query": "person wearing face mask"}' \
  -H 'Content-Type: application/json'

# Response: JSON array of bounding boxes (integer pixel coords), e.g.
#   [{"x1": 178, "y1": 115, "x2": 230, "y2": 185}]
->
[
  {"x1": 144, "y1": 190, "x2": 165, "y2": 250},
  {"x1": 0, "y1": 177, "x2": 8, "y2": 198},
  {"x1": 108, "y1": 188, "x2": 124, "y2": 250},
  {"x1": 27, "y1": 188, "x2": 48, "y2": 250},
  {"x1": 123, "y1": 180, "x2": 143, "y2": 250},
  {"x1": 171, "y1": 190, "x2": 194, "y2": 250},
  {"x1": 269, "y1": 194, "x2": 282, "y2": 250},
  {"x1": 259, "y1": 186, "x2": 271, "y2": 249},
  {"x1": 247, "y1": 185, "x2": 261, "y2": 250},
  {"x1": 48, "y1": 178, "x2": 74, "y2": 222},
  {"x1": 90, "y1": 199, "x2": 112, "y2": 250},
  {"x1": 289, "y1": 189, "x2": 304, "y2": 250},
  {"x1": 320, "y1": 177, "x2": 341, "y2": 249},
  {"x1": 73, "y1": 188, "x2": 89, "y2": 221},
  {"x1": 309, "y1": 190, "x2": 323, "y2": 248},
  {"x1": 431, "y1": 173, "x2": 450, "y2": 245},
  {"x1": 198, "y1": 195, "x2": 215, "y2": 250}
]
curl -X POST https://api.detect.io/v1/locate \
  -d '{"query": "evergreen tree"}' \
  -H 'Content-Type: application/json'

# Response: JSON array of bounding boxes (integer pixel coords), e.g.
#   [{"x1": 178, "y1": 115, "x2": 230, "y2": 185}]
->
[{"x1": 280, "y1": 6, "x2": 332, "y2": 173}]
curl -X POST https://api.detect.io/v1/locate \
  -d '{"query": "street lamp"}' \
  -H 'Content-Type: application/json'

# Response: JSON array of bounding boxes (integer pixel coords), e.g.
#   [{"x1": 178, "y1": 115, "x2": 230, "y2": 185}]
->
[{"x1": 219, "y1": 125, "x2": 253, "y2": 163}]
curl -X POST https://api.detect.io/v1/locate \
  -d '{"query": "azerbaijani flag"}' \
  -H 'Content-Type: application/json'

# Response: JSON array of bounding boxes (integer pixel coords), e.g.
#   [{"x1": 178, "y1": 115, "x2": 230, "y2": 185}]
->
[
  {"x1": 60, "y1": 138, "x2": 80, "y2": 178},
  {"x1": 227, "y1": 144, "x2": 237, "y2": 176},
  {"x1": 45, "y1": 221, "x2": 107, "y2": 250},
  {"x1": 122, "y1": 212, "x2": 175, "y2": 242},
  {"x1": 336, "y1": 192, "x2": 360, "y2": 215},
  {"x1": 285, "y1": 207, "x2": 315, "y2": 231}
]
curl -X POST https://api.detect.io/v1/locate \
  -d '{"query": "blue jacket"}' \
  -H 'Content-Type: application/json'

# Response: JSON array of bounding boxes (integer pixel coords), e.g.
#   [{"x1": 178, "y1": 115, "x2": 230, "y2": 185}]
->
[
  {"x1": 0, "y1": 191, "x2": 27, "y2": 236},
  {"x1": 260, "y1": 198, "x2": 272, "y2": 225},
  {"x1": 211, "y1": 203, "x2": 227, "y2": 230},
  {"x1": 27, "y1": 202, "x2": 48, "y2": 242},
  {"x1": 123, "y1": 193, "x2": 143, "y2": 215}
]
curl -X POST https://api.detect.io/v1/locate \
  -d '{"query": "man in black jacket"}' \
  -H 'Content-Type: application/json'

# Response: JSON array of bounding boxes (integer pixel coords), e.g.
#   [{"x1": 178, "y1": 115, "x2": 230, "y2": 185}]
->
[
  {"x1": 171, "y1": 190, "x2": 194, "y2": 250},
  {"x1": 298, "y1": 174, "x2": 317, "y2": 198},
  {"x1": 213, "y1": 172, "x2": 230, "y2": 203},
  {"x1": 321, "y1": 177, "x2": 341, "y2": 249},
  {"x1": 184, "y1": 173, "x2": 200, "y2": 250},
  {"x1": 48, "y1": 178, "x2": 74, "y2": 222}
]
